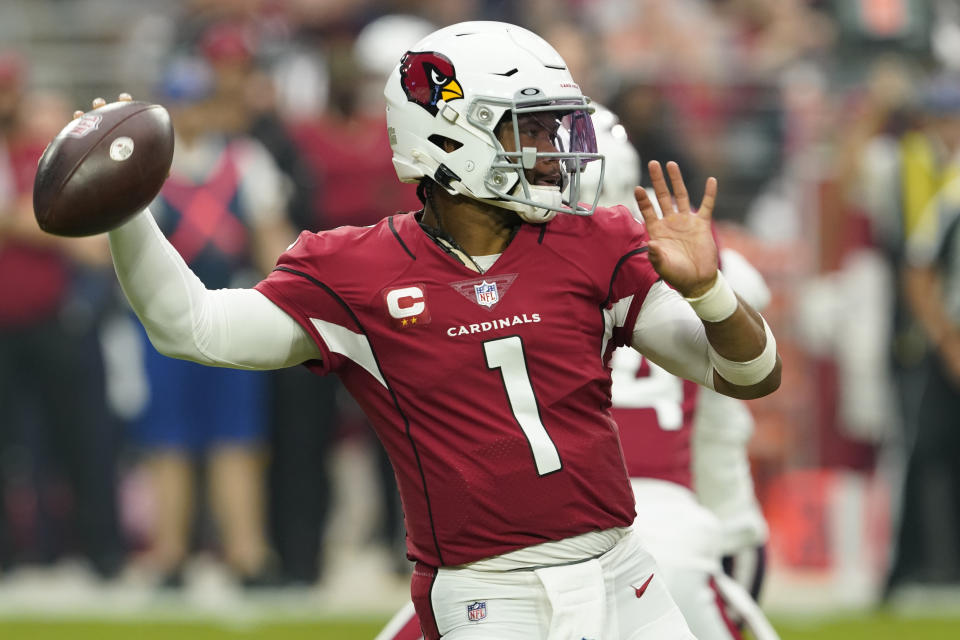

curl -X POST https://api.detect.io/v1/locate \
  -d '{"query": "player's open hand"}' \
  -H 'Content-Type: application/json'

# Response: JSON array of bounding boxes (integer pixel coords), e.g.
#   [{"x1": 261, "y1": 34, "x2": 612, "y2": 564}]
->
[{"x1": 635, "y1": 161, "x2": 719, "y2": 298}]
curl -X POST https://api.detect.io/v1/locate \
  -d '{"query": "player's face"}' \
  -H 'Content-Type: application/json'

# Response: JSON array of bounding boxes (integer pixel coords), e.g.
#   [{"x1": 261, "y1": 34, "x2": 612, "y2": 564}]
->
[{"x1": 497, "y1": 112, "x2": 564, "y2": 188}]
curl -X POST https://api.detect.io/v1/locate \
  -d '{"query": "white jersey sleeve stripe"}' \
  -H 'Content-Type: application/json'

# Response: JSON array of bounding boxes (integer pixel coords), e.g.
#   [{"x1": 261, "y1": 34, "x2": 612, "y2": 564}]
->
[
  {"x1": 310, "y1": 317, "x2": 387, "y2": 387},
  {"x1": 601, "y1": 294, "x2": 635, "y2": 360}
]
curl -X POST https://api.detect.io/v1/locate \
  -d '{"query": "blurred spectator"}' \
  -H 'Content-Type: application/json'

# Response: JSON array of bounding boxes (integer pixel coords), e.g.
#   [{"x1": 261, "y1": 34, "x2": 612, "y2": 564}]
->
[
  {"x1": 839, "y1": 63, "x2": 960, "y2": 593},
  {"x1": 197, "y1": 18, "x2": 341, "y2": 586},
  {"x1": 131, "y1": 56, "x2": 294, "y2": 587},
  {"x1": 889, "y1": 75, "x2": 960, "y2": 590},
  {"x1": 199, "y1": 20, "x2": 318, "y2": 235},
  {"x1": 287, "y1": 16, "x2": 422, "y2": 230},
  {"x1": 831, "y1": 0, "x2": 931, "y2": 85},
  {"x1": 0, "y1": 51, "x2": 123, "y2": 578},
  {"x1": 718, "y1": 0, "x2": 836, "y2": 79},
  {"x1": 609, "y1": 79, "x2": 709, "y2": 210},
  {"x1": 295, "y1": 13, "x2": 433, "y2": 576}
]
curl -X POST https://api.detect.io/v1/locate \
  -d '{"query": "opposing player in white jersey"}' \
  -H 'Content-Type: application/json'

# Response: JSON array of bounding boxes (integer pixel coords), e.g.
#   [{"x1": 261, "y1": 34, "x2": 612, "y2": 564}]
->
[{"x1": 87, "y1": 22, "x2": 780, "y2": 639}]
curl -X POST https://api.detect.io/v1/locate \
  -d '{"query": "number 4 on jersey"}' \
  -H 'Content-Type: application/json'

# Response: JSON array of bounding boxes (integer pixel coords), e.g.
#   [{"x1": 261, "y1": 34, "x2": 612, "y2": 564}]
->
[
  {"x1": 484, "y1": 336, "x2": 562, "y2": 476},
  {"x1": 610, "y1": 348, "x2": 684, "y2": 430}
]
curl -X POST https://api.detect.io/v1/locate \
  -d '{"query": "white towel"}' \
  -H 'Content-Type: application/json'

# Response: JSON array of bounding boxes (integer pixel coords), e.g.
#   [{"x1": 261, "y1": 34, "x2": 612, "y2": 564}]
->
[{"x1": 535, "y1": 558, "x2": 606, "y2": 640}]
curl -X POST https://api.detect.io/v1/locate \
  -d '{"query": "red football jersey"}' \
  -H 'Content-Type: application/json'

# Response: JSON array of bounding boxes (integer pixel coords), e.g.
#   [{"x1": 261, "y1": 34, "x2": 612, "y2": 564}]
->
[
  {"x1": 255, "y1": 206, "x2": 659, "y2": 567},
  {"x1": 610, "y1": 349, "x2": 700, "y2": 489}
]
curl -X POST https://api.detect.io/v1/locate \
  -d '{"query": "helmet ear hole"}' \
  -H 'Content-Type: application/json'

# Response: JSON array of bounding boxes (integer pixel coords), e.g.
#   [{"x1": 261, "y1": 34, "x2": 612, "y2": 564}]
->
[{"x1": 427, "y1": 134, "x2": 463, "y2": 152}]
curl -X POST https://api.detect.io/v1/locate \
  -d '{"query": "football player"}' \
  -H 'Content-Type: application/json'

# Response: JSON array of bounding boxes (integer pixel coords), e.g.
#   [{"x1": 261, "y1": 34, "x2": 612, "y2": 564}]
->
[
  {"x1": 374, "y1": 105, "x2": 780, "y2": 640},
  {"x1": 95, "y1": 22, "x2": 780, "y2": 639}
]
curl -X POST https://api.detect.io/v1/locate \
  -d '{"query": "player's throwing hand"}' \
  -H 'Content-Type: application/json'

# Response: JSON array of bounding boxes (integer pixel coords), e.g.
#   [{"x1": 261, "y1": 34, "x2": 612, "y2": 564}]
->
[{"x1": 72, "y1": 92, "x2": 132, "y2": 120}]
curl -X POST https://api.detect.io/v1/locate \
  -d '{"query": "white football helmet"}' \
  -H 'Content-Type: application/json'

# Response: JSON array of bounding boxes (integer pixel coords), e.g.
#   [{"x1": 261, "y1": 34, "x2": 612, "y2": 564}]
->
[
  {"x1": 581, "y1": 104, "x2": 642, "y2": 218},
  {"x1": 384, "y1": 21, "x2": 603, "y2": 223}
]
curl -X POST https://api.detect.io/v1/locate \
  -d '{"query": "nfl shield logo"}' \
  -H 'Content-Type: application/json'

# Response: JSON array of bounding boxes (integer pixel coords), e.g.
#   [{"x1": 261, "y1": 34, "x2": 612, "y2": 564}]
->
[
  {"x1": 474, "y1": 281, "x2": 498, "y2": 308},
  {"x1": 450, "y1": 273, "x2": 517, "y2": 310},
  {"x1": 466, "y1": 601, "x2": 487, "y2": 622},
  {"x1": 66, "y1": 113, "x2": 102, "y2": 138}
]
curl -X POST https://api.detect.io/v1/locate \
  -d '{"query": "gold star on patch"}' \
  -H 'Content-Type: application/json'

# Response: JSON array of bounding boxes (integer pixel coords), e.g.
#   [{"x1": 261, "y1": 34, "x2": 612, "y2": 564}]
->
[
  {"x1": 410, "y1": 317, "x2": 418, "y2": 324},
  {"x1": 401, "y1": 319, "x2": 408, "y2": 326}
]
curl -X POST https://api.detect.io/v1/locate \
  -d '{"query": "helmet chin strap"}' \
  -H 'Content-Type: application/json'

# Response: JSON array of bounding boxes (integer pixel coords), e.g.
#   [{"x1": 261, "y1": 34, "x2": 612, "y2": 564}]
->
[
  {"x1": 491, "y1": 185, "x2": 561, "y2": 223},
  {"x1": 442, "y1": 175, "x2": 560, "y2": 224}
]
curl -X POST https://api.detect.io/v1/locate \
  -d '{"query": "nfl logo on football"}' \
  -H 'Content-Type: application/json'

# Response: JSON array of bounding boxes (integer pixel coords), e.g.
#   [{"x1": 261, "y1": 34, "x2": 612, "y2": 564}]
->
[
  {"x1": 466, "y1": 601, "x2": 487, "y2": 622},
  {"x1": 67, "y1": 113, "x2": 102, "y2": 139},
  {"x1": 474, "y1": 281, "x2": 498, "y2": 308}
]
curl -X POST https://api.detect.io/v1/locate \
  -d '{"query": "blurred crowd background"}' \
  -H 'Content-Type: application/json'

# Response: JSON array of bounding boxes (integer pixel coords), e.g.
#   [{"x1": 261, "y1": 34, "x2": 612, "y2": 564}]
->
[{"x1": 1, "y1": 0, "x2": 960, "y2": 622}]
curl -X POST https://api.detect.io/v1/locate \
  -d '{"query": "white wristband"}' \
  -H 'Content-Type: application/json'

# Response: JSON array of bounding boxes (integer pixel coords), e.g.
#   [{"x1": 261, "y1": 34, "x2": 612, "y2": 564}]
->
[
  {"x1": 684, "y1": 271, "x2": 738, "y2": 322},
  {"x1": 708, "y1": 318, "x2": 777, "y2": 386}
]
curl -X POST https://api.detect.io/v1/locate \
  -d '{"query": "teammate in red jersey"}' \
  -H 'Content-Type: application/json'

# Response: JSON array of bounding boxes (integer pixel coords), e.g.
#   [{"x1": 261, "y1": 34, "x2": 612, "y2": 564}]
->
[
  {"x1": 586, "y1": 107, "x2": 780, "y2": 640},
  {"x1": 90, "y1": 21, "x2": 779, "y2": 640}
]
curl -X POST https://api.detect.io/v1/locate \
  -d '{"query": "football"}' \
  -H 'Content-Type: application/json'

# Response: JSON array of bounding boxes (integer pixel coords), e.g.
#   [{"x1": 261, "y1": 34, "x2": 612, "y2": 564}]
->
[{"x1": 33, "y1": 100, "x2": 174, "y2": 237}]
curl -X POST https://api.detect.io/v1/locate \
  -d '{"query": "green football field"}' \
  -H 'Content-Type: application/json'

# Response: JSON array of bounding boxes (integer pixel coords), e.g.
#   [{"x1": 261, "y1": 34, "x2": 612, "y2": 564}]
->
[{"x1": 0, "y1": 614, "x2": 957, "y2": 639}]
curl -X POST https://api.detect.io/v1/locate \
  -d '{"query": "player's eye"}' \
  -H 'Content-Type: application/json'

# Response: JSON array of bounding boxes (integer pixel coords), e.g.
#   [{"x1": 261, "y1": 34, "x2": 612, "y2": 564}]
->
[
  {"x1": 520, "y1": 115, "x2": 561, "y2": 138},
  {"x1": 516, "y1": 118, "x2": 542, "y2": 137}
]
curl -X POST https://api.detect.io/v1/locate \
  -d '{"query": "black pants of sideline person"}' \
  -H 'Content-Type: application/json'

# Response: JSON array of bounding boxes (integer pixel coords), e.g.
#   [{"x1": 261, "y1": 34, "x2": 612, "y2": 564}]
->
[
  {"x1": 0, "y1": 316, "x2": 124, "y2": 577},
  {"x1": 267, "y1": 365, "x2": 340, "y2": 585},
  {"x1": 887, "y1": 354, "x2": 960, "y2": 590}
]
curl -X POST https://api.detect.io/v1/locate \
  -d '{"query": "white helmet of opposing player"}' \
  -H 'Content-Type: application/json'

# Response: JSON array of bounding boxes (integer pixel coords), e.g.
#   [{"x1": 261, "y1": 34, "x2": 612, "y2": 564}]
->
[
  {"x1": 581, "y1": 104, "x2": 642, "y2": 218},
  {"x1": 384, "y1": 21, "x2": 603, "y2": 223},
  {"x1": 355, "y1": 14, "x2": 436, "y2": 78}
]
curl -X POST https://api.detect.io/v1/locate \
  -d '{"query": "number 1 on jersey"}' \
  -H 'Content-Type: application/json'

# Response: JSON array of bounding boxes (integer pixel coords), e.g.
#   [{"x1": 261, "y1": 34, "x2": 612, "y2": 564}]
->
[{"x1": 484, "y1": 336, "x2": 562, "y2": 476}]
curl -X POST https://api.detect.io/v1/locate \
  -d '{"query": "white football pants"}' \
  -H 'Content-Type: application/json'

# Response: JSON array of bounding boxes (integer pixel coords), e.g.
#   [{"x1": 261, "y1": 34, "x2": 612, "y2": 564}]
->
[{"x1": 413, "y1": 528, "x2": 694, "y2": 640}]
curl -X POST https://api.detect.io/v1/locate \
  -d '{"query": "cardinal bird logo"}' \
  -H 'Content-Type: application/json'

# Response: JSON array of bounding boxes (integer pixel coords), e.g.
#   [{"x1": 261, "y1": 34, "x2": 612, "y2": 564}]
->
[{"x1": 399, "y1": 51, "x2": 464, "y2": 115}]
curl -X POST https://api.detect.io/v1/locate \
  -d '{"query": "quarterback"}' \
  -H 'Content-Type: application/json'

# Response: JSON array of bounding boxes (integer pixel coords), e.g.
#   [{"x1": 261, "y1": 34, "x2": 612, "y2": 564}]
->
[{"x1": 374, "y1": 106, "x2": 781, "y2": 640}]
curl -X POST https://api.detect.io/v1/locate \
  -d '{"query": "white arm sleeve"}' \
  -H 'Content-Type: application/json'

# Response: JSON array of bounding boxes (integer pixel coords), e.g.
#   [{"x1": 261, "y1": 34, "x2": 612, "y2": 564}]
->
[
  {"x1": 720, "y1": 248, "x2": 771, "y2": 311},
  {"x1": 631, "y1": 280, "x2": 715, "y2": 389},
  {"x1": 108, "y1": 209, "x2": 320, "y2": 370}
]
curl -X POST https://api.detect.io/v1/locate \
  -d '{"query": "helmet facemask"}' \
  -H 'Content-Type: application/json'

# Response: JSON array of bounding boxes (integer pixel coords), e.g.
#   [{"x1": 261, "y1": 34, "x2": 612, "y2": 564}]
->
[{"x1": 467, "y1": 91, "x2": 603, "y2": 222}]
